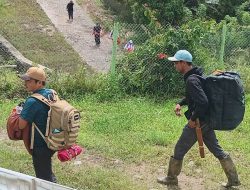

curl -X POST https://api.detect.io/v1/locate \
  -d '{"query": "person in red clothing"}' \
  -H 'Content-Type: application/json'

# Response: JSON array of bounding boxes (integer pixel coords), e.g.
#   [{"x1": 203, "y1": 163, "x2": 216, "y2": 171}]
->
[{"x1": 124, "y1": 40, "x2": 134, "y2": 52}]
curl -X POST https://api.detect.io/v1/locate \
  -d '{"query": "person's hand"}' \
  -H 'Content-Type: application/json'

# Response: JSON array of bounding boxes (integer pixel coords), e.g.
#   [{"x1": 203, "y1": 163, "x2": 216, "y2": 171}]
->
[
  {"x1": 188, "y1": 119, "x2": 197, "y2": 128},
  {"x1": 174, "y1": 104, "x2": 182, "y2": 116}
]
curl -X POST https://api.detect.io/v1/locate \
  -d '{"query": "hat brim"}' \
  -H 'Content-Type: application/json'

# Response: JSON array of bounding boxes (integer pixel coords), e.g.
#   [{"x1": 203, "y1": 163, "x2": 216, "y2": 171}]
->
[
  {"x1": 168, "y1": 57, "x2": 179, "y2": 62},
  {"x1": 19, "y1": 74, "x2": 31, "y2": 81}
]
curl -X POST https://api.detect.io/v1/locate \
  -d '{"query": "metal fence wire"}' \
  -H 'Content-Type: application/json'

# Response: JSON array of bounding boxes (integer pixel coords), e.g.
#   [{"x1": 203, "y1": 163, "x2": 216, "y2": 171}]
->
[
  {"x1": 0, "y1": 23, "x2": 249, "y2": 93},
  {"x1": 112, "y1": 23, "x2": 250, "y2": 70},
  {"x1": 108, "y1": 22, "x2": 250, "y2": 94}
]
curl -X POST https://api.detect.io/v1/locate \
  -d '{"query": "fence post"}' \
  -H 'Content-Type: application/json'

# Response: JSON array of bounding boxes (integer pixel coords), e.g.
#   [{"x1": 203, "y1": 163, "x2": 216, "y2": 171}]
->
[
  {"x1": 110, "y1": 22, "x2": 119, "y2": 78},
  {"x1": 219, "y1": 23, "x2": 227, "y2": 68}
]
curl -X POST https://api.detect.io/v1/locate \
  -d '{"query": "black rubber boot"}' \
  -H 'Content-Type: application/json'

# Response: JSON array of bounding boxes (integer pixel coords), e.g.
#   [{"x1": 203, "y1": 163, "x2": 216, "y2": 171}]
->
[
  {"x1": 219, "y1": 155, "x2": 241, "y2": 188},
  {"x1": 157, "y1": 156, "x2": 183, "y2": 186}
]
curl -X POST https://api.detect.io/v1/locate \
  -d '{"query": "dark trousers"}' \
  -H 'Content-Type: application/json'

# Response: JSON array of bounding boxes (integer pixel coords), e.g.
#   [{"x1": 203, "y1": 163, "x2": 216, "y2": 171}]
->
[
  {"x1": 95, "y1": 35, "x2": 100, "y2": 45},
  {"x1": 32, "y1": 147, "x2": 56, "y2": 182},
  {"x1": 174, "y1": 123, "x2": 228, "y2": 160},
  {"x1": 68, "y1": 11, "x2": 73, "y2": 20}
]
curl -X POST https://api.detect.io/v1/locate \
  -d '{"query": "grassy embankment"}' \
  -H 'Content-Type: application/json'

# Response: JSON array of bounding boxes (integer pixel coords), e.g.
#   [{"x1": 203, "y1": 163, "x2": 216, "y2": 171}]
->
[
  {"x1": 0, "y1": 0, "x2": 84, "y2": 72},
  {"x1": 0, "y1": 0, "x2": 249, "y2": 190}
]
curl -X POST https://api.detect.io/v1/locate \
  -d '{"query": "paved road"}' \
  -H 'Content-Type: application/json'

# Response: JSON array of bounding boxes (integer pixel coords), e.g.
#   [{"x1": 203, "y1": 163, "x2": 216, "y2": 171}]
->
[{"x1": 36, "y1": 0, "x2": 112, "y2": 73}]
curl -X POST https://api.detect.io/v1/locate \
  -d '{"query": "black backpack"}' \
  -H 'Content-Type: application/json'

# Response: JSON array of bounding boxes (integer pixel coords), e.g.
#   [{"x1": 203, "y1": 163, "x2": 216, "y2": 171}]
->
[{"x1": 196, "y1": 72, "x2": 245, "y2": 130}]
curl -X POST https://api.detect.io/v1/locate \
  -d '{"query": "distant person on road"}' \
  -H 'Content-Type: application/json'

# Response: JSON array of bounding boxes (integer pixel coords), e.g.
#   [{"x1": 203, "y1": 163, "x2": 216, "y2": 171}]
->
[
  {"x1": 93, "y1": 23, "x2": 102, "y2": 46},
  {"x1": 19, "y1": 67, "x2": 57, "y2": 183},
  {"x1": 66, "y1": 0, "x2": 74, "y2": 22},
  {"x1": 124, "y1": 40, "x2": 134, "y2": 52}
]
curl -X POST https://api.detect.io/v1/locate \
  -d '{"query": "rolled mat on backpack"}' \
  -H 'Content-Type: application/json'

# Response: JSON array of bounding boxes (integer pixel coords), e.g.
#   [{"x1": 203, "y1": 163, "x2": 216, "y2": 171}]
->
[{"x1": 57, "y1": 144, "x2": 83, "y2": 162}]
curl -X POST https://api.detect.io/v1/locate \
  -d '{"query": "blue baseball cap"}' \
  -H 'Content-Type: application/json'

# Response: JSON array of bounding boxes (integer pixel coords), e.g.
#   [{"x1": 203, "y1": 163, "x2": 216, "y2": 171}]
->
[{"x1": 168, "y1": 50, "x2": 192, "y2": 63}]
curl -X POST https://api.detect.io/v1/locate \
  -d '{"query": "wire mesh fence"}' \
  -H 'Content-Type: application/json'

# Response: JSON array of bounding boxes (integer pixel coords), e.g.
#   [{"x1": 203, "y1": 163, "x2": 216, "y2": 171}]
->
[
  {"x1": 0, "y1": 22, "x2": 249, "y2": 94},
  {"x1": 224, "y1": 25, "x2": 250, "y2": 64},
  {"x1": 113, "y1": 22, "x2": 250, "y2": 70},
  {"x1": 109, "y1": 22, "x2": 250, "y2": 94}
]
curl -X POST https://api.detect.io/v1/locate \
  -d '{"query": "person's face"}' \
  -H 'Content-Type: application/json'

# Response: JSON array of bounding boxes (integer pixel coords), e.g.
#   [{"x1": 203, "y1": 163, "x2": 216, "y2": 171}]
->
[
  {"x1": 24, "y1": 79, "x2": 43, "y2": 92},
  {"x1": 174, "y1": 61, "x2": 185, "y2": 73}
]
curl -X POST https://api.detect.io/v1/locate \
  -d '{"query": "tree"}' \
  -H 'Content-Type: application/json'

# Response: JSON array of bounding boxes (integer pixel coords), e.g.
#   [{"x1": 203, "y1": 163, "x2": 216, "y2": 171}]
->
[
  {"x1": 206, "y1": 0, "x2": 247, "y2": 21},
  {"x1": 101, "y1": 0, "x2": 249, "y2": 25},
  {"x1": 130, "y1": 0, "x2": 185, "y2": 26}
]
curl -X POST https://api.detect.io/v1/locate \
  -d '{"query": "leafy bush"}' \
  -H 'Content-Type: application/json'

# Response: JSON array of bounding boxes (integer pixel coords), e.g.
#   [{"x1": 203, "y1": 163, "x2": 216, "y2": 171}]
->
[
  {"x1": 241, "y1": 12, "x2": 250, "y2": 25},
  {"x1": 116, "y1": 39, "x2": 184, "y2": 97},
  {"x1": 116, "y1": 20, "x2": 221, "y2": 97},
  {"x1": 101, "y1": 0, "x2": 132, "y2": 22},
  {"x1": 236, "y1": 0, "x2": 250, "y2": 25},
  {"x1": 0, "y1": 65, "x2": 125, "y2": 101},
  {"x1": 47, "y1": 66, "x2": 125, "y2": 102},
  {"x1": 0, "y1": 68, "x2": 27, "y2": 99},
  {"x1": 197, "y1": 4, "x2": 207, "y2": 19},
  {"x1": 47, "y1": 67, "x2": 101, "y2": 99},
  {"x1": 95, "y1": 74, "x2": 125, "y2": 102},
  {"x1": 224, "y1": 24, "x2": 250, "y2": 59}
]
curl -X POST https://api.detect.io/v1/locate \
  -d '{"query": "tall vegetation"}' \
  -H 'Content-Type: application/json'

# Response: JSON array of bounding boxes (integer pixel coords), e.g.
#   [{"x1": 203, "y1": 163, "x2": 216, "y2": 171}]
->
[
  {"x1": 99, "y1": 0, "x2": 250, "y2": 97},
  {"x1": 101, "y1": 0, "x2": 250, "y2": 25},
  {"x1": 116, "y1": 19, "x2": 222, "y2": 97},
  {"x1": 206, "y1": 0, "x2": 249, "y2": 22}
]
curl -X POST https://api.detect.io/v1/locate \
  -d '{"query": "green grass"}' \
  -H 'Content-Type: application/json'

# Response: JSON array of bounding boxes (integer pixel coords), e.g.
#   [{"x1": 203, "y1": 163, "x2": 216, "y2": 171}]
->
[
  {"x1": 0, "y1": 0, "x2": 85, "y2": 72},
  {"x1": 0, "y1": 0, "x2": 249, "y2": 189},
  {"x1": 75, "y1": 96, "x2": 184, "y2": 162},
  {"x1": 1, "y1": 95, "x2": 250, "y2": 189}
]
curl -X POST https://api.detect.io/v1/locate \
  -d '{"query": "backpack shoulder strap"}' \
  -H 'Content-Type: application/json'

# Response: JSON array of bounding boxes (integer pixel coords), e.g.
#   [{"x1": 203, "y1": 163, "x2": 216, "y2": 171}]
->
[
  {"x1": 31, "y1": 93, "x2": 51, "y2": 106},
  {"x1": 188, "y1": 74, "x2": 207, "y2": 94},
  {"x1": 31, "y1": 88, "x2": 59, "y2": 106},
  {"x1": 49, "y1": 89, "x2": 60, "y2": 101},
  {"x1": 30, "y1": 124, "x2": 47, "y2": 150},
  {"x1": 190, "y1": 74, "x2": 206, "y2": 80},
  {"x1": 189, "y1": 74, "x2": 206, "y2": 85}
]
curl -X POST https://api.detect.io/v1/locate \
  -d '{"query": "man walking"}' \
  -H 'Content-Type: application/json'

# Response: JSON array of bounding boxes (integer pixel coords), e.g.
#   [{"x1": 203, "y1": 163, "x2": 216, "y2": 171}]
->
[
  {"x1": 157, "y1": 50, "x2": 240, "y2": 188},
  {"x1": 19, "y1": 67, "x2": 56, "y2": 182},
  {"x1": 67, "y1": 0, "x2": 74, "y2": 22},
  {"x1": 93, "y1": 23, "x2": 102, "y2": 46}
]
